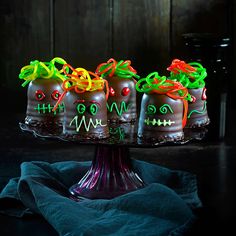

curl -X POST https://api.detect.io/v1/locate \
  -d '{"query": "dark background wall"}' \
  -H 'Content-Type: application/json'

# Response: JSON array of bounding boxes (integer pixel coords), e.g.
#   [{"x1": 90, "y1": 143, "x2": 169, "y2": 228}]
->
[{"x1": 0, "y1": 0, "x2": 234, "y2": 130}]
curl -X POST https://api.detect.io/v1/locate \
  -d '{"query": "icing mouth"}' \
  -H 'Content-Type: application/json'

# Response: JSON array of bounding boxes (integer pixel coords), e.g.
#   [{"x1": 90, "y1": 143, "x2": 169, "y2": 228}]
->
[
  {"x1": 69, "y1": 115, "x2": 107, "y2": 132},
  {"x1": 144, "y1": 118, "x2": 175, "y2": 126},
  {"x1": 106, "y1": 101, "x2": 131, "y2": 116},
  {"x1": 34, "y1": 103, "x2": 65, "y2": 115},
  {"x1": 188, "y1": 101, "x2": 207, "y2": 118}
]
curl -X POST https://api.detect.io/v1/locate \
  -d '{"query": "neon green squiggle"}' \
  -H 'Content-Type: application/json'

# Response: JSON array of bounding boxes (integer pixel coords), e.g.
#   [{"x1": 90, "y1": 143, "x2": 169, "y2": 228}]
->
[
  {"x1": 159, "y1": 104, "x2": 174, "y2": 114},
  {"x1": 106, "y1": 101, "x2": 130, "y2": 116},
  {"x1": 19, "y1": 57, "x2": 67, "y2": 87},
  {"x1": 168, "y1": 61, "x2": 207, "y2": 89},
  {"x1": 70, "y1": 115, "x2": 107, "y2": 132},
  {"x1": 188, "y1": 101, "x2": 207, "y2": 118}
]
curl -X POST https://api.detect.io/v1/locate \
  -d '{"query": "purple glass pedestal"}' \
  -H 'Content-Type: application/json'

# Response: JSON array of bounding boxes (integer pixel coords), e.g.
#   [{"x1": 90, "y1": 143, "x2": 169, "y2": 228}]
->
[{"x1": 69, "y1": 145, "x2": 145, "y2": 200}]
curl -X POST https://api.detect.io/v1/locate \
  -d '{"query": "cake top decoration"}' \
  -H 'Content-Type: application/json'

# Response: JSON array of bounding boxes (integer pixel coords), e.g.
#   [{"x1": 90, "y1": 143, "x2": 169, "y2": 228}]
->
[
  {"x1": 52, "y1": 64, "x2": 108, "y2": 111},
  {"x1": 136, "y1": 71, "x2": 190, "y2": 127},
  {"x1": 95, "y1": 58, "x2": 140, "y2": 79},
  {"x1": 136, "y1": 71, "x2": 189, "y2": 99},
  {"x1": 19, "y1": 57, "x2": 68, "y2": 87},
  {"x1": 167, "y1": 59, "x2": 207, "y2": 89}
]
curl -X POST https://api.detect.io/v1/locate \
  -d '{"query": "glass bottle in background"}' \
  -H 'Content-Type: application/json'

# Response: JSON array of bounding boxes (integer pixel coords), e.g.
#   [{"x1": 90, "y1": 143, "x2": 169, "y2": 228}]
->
[{"x1": 182, "y1": 33, "x2": 231, "y2": 140}]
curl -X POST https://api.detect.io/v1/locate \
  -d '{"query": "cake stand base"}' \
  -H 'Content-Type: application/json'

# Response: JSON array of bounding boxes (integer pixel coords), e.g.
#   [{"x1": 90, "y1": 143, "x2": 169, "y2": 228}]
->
[{"x1": 69, "y1": 145, "x2": 145, "y2": 200}]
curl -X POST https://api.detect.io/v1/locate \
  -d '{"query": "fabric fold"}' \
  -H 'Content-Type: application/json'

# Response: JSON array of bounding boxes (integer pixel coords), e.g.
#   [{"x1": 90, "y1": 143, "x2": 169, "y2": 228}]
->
[{"x1": 0, "y1": 160, "x2": 202, "y2": 236}]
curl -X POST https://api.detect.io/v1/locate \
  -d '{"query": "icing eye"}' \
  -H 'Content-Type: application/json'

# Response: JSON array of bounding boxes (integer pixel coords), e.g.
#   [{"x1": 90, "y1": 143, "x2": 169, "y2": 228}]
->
[
  {"x1": 51, "y1": 90, "x2": 61, "y2": 100},
  {"x1": 121, "y1": 87, "x2": 130, "y2": 96},
  {"x1": 90, "y1": 104, "x2": 98, "y2": 115},
  {"x1": 202, "y1": 88, "x2": 207, "y2": 100},
  {"x1": 77, "y1": 104, "x2": 86, "y2": 114},
  {"x1": 146, "y1": 105, "x2": 156, "y2": 115},
  {"x1": 35, "y1": 90, "x2": 45, "y2": 101},
  {"x1": 109, "y1": 87, "x2": 115, "y2": 96},
  {"x1": 159, "y1": 104, "x2": 174, "y2": 114}
]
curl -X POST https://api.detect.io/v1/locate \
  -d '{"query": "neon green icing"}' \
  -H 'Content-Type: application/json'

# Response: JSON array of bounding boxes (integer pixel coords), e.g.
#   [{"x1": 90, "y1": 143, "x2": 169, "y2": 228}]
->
[
  {"x1": 106, "y1": 101, "x2": 130, "y2": 116},
  {"x1": 187, "y1": 101, "x2": 207, "y2": 118},
  {"x1": 146, "y1": 105, "x2": 156, "y2": 115},
  {"x1": 144, "y1": 118, "x2": 175, "y2": 126},
  {"x1": 90, "y1": 104, "x2": 98, "y2": 116},
  {"x1": 34, "y1": 103, "x2": 64, "y2": 115},
  {"x1": 77, "y1": 104, "x2": 86, "y2": 115},
  {"x1": 70, "y1": 115, "x2": 107, "y2": 132},
  {"x1": 109, "y1": 127, "x2": 125, "y2": 141},
  {"x1": 159, "y1": 104, "x2": 174, "y2": 114}
]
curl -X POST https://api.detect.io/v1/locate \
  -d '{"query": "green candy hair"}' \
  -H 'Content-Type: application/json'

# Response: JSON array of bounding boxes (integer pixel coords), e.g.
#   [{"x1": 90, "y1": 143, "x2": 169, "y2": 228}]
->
[{"x1": 19, "y1": 57, "x2": 68, "y2": 87}]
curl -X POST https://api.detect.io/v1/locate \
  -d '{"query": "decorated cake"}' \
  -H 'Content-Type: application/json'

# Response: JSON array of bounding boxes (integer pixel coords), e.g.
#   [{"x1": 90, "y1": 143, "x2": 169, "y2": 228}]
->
[
  {"x1": 96, "y1": 58, "x2": 140, "y2": 123},
  {"x1": 19, "y1": 57, "x2": 67, "y2": 134},
  {"x1": 136, "y1": 72, "x2": 189, "y2": 142},
  {"x1": 53, "y1": 64, "x2": 109, "y2": 139},
  {"x1": 167, "y1": 59, "x2": 210, "y2": 128}
]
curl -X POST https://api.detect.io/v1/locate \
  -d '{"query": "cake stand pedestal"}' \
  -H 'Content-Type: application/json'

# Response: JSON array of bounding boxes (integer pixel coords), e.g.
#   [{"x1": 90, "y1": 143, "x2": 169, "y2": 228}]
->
[
  {"x1": 19, "y1": 122, "x2": 207, "y2": 200},
  {"x1": 70, "y1": 145, "x2": 144, "y2": 199}
]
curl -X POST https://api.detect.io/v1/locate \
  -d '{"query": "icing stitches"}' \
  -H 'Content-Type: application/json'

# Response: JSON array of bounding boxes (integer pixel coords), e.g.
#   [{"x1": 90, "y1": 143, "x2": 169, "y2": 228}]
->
[
  {"x1": 144, "y1": 118, "x2": 175, "y2": 126},
  {"x1": 34, "y1": 103, "x2": 64, "y2": 115}
]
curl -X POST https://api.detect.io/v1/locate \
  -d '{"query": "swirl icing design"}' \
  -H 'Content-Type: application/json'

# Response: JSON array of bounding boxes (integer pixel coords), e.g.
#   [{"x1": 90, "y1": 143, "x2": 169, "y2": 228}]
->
[
  {"x1": 159, "y1": 104, "x2": 174, "y2": 114},
  {"x1": 146, "y1": 105, "x2": 156, "y2": 115}
]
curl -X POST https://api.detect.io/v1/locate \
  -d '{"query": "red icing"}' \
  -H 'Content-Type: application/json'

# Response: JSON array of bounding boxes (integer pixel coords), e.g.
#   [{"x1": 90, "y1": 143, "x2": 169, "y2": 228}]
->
[
  {"x1": 121, "y1": 87, "x2": 130, "y2": 96},
  {"x1": 202, "y1": 87, "x2": 207, "y2": 100},
  {"x1": 35, "y1": 90, "x2": 45, "y2": 101},
  {"x1": 51, "y1": 90, "x2": 61, "y2": 100},
  {"x1": 190, "y1": 95, "x2": 196, "y2": 103},
  {"x1": 90, "y1": 100, "x2": 101, "y2": 107},
  {"x1": 73, "y1": 99, "x2": 85, "y2": 104},
  {"x1": 109, "y1": 87, "x2": 115, "y2": 96}
]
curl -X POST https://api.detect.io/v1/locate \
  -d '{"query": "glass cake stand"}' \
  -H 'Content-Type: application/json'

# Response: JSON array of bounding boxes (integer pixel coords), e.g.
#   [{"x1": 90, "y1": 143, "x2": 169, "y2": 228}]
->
[{"x1": 19, "y1": 122, "x2": 208, "y2": 200}]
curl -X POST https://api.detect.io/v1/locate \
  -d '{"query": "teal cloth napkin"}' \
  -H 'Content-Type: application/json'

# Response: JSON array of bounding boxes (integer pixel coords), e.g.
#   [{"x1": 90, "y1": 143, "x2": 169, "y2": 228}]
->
[{"x1": 0, "y1": 160, "x2": 202, "y2": 236}]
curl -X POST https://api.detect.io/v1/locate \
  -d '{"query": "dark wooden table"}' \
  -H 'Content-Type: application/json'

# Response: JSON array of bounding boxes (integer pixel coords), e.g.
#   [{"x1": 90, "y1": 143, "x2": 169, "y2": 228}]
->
[{"x1": 0, "y1": 106, "x2": 235, "y2": 235}]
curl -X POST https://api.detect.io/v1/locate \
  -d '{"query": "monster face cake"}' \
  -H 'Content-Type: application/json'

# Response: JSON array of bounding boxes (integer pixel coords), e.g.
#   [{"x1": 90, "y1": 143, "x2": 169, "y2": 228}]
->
[
  {"x1": 96, "y1": 58, "x2": 140, "y2": 123},
  {"x1": 136, "y1": 72, "x2": 189, "y2": 142},
  {"x1": 167, "y1": 59, "x2": 210, "y2": 128},
  {"x1": 53, "y1": 64, "x2": 109, "y2": 139},
  {"x1": 26, "y1": 78, "x2": 64, "y2": 125},
  {"x1": 19, "y1": 57, "x2": 67, "y2": 134},
  {"x1": 19, "y1": 57, "x2": 210, "y2": 141}
]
